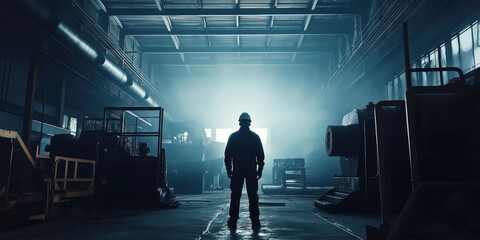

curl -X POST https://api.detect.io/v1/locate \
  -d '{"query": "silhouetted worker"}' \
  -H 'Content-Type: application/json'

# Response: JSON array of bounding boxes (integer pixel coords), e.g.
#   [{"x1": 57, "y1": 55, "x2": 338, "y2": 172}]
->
[{"x1": 225, "y1": 112, "x2": 265, "y2": 230}]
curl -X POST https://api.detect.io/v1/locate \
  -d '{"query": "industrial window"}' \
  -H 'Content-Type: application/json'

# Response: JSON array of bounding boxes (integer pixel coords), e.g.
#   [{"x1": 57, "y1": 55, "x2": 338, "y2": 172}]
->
[
  {"x1": 440, "y1": 44, "x2": 448, "y2": 80},
  {"x1": 62, "y1": 114, "x2": 69, "y2": 129},
  {"x1": 420, "y1": 56, "x2": 429, "y2": 86},
  {"x1": 451, "y1": 35, "x2": 461, "y2": 68},
  {"x1": 411, "y1": 63, "x2": 419, "y2": 86},
  {"x1": 61, "y1": 114, "x2": 78, "y2": 135},
  {"x1": 69, "y1": 117, "x2": 77, "y2": 134},
  {"x1": 205, "y1": 128, "x2": 212, "y2": 139},
  {"x1": 387, "y1": 19, "x2": 480, "y2": 99},
  {"x1": 386, "y1": 74, "x2": 406, "y2": 100},
  {"x1": 459, "y1": 26, "x2": 475, "y2": 72},
  {"x1": 473, "y1": 22, "x2": 480, "y2": 68},
  {"x1": 429, "y1": 49, "x2": 440, "y2": 85},
  {"x1": 253, "y1": 128, "x2": 268, "y2": 145},
  {"x1": 419, "y1": 46, "x2": 446, "y2": 86},
  {"x1": 215, "y1": 128, "x2": 268, "y2": 145},
  {"x1": 387, "y1": 43, "x2": 448, "y2": 100},
  {"x1": 216, "y1": 128, "x2": 236, "y2": 144},
  {"x1": 386, "y1": 81, "x2": 393, "y2": 99},
  {"x1": 393, "y1": 77, "x2": 400, "y2": 100},
  {"x1": 450, "y1": 21, "x2": 480, "y2": 73},
  {"x1": 399, "y1": 73, "x2": 406, "y2": 98}
]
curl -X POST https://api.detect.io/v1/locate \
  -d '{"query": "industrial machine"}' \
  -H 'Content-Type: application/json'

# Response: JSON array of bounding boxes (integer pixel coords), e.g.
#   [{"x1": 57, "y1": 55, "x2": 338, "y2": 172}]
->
[
  {"x1": 0, "y1": 129, "x2": 95, "y2": 226},
  {"x1": 272, "y1": 158, "x2": 306, "y2": 189},
  {"x1": 46, "y1": 107, "x2": 178, "y2": 208},
  {"x1": 315, "y1": 102, "x2": 380, "y2": 212},
  {"x1": 366, "y1": 101, "x2": 411, "y2": 238},
  {"x1": 366, "y1": 23, "x2": 480, "y2": 239},
  {"x1": 367, "y1": 84, "x2": 480, "y2": 239},
  {"x1": 163, "y1": 121, "x2": 207, "y2": 194},
  {"x1": 383, "y1": 84, "x2": 480, "y2": 238},
  {"x1": 262, "y1": 158, "x2": 326, "y2": 194}
]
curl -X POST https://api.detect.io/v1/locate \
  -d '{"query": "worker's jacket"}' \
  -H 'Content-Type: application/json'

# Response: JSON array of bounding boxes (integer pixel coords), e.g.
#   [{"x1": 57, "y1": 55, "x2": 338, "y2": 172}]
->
[{"x1": 224, "y1": 126, "x2": 265, "y2": 173}]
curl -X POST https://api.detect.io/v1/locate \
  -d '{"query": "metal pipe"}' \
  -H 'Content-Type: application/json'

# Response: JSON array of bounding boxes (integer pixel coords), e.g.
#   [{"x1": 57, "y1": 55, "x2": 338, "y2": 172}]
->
[
  {"x1": 12, "y1": 0, "x2": 158, "y2": 107},
  {"x1": 101, "y1": 59, "x2": 129, "y2": 84},
  {"x1": 130, "y1": 81, "x2": 148, "y2": 99},
  {"x1": 145, "y1": 96, "x2": 159, "y2": 107},
  {"x1": 55, "y1": 22, "x2": 158, "y2": 105},
  {"x1": 57, "y1": 22, "x2": 101, "y2": 63}
]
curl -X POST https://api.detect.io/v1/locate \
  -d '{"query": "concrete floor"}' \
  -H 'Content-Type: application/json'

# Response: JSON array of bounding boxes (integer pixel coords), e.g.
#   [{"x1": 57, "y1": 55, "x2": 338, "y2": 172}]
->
[{"x1": 0, "y1": 191, "x2": 380, "y2": 239}]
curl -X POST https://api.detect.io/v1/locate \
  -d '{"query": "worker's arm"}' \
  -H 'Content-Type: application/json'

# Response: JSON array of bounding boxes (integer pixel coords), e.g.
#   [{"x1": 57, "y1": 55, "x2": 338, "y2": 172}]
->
[
  {"x1": 256, "y1": 135, "x2": 265, "y2": 179},
  {"x1": 224, "y1": 135, "x2": 234, "y2": 178}
]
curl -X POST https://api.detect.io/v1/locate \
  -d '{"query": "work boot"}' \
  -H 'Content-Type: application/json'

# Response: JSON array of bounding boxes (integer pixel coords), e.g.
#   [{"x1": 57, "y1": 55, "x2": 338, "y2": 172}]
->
[
  {"x1": 227, "y1": 218, "x2": 237, "y2": 229},
  {"x1": 251, "y1": 219, "x2": 261, "y2": 230}
]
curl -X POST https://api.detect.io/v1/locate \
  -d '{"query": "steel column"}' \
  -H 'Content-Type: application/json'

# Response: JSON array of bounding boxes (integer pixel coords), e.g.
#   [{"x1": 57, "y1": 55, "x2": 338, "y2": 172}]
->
[{"x1": 22, "y1": 56, "x2": 38, "y2": 148}]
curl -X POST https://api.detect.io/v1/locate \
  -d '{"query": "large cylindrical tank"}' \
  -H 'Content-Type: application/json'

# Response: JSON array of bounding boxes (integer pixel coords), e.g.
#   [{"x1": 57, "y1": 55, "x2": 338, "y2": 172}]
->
[{"x1": 325, "y1": 103, "x2": 375, "y2": 177}]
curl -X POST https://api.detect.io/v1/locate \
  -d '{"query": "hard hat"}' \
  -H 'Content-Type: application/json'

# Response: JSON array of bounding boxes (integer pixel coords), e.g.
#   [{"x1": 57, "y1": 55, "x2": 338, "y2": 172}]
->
[{"x1": 239, "y1": 112, "x2": 251, "y2": 122}]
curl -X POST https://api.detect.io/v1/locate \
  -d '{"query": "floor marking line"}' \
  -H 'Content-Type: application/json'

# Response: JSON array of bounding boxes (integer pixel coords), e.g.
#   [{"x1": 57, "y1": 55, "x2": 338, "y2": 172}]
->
[
  {"x1": 311, "y1": 212, "x2": 363, "y2": 240},
  {"x1": 286, "y1": 199, "x2": 363, "y2": 240},
  {"x1": 197, "y1": 200, "x2": 228, "y2": 240}
]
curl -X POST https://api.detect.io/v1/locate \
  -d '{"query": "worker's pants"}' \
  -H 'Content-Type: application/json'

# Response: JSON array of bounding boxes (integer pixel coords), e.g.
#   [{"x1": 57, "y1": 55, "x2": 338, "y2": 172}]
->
[{"x1": 229, "y1": 169, "x2": 259, "y2": 221}]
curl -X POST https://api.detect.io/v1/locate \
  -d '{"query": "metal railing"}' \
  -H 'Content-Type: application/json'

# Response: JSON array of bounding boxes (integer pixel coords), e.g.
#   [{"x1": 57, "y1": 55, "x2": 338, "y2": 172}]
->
[{"x1": 52, "y1": 156, "x2": 95, "y2": 201}]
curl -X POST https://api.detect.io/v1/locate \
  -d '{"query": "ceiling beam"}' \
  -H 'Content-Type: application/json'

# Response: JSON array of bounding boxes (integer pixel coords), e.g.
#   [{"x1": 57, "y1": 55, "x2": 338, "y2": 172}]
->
[
  {"x1": 202, "y1": 16, "x2": 207, "y2": 28},
  {"x1": 150, "y1": 59, "x2": 319, "y2": 66},
  {"x1": 201, "y1": 16, "x2": 212, "y2": 46},
  {"x1": 155, "y1": 0, "x2": 184, "y2": 69},
  {"x1": 296, "y1": 35, "x2": 305, "y2": 49},
  {"x1": 107, "y1": 5, "x2": 359, "y2": 16},
  {"x1": 142, "y1": 46, "x2": 333, "y2": 54},
  {"x1": 179, "y1": 52, "x2": 185, "y2": 62},
  {"x1": 303, "y1": 15, "x2": 312, "y2": 31},
  {"x1": 303, "y1": 0, "x2": 318, "y2": 32},
  {"x1": 155, "y1": 1, "x2": 181, "y2": 50},
  {"x1": 311, "y1": 0, "x2": 319, "y2": 11},
  {"x1": 273, "y1": 0, "x2": 279, "y2": 8},
  {"x1": 292, "y1": 34, "x2": 305, "y2": 63},
  {"x1": 154, "y1": 0, "x2": 163, "y2": 11},
  {"x1": 124, "y1": 28, "x2": 348, "y2": 36},
  {"x1": 162, "y1": 16, "x2": 172, "y2": 31},
  {"x1": 185, "y1": 65, "x2": 192, "y2": 76},
  {"x1": 266, "y1": 36, "x2": 271, "y2": 46}
]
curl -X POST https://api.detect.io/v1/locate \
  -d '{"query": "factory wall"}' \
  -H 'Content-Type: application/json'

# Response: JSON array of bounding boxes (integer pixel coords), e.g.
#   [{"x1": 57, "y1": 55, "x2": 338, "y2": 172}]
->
[
  {"x1": 0, "y1": 0, "x2": 149, "y2": 153},
  {"x1": 303, "y1": 0, "x2": 480, "y2": 186},
  {"x1": 363, "y1": 0, "x2": 480, "y2": 99},
  {"x1": 0, "y1": 37, "x2": 103, "y2": 152},
  {"x1": 315, "y1": 0, "x2": 480, "y2": 128},
  {"x1": 82, "y1": 0, "x2": 144, "y2": 69},
  {"x1": 0, "y1": 43, "x2": 29, "y2": 124}
]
